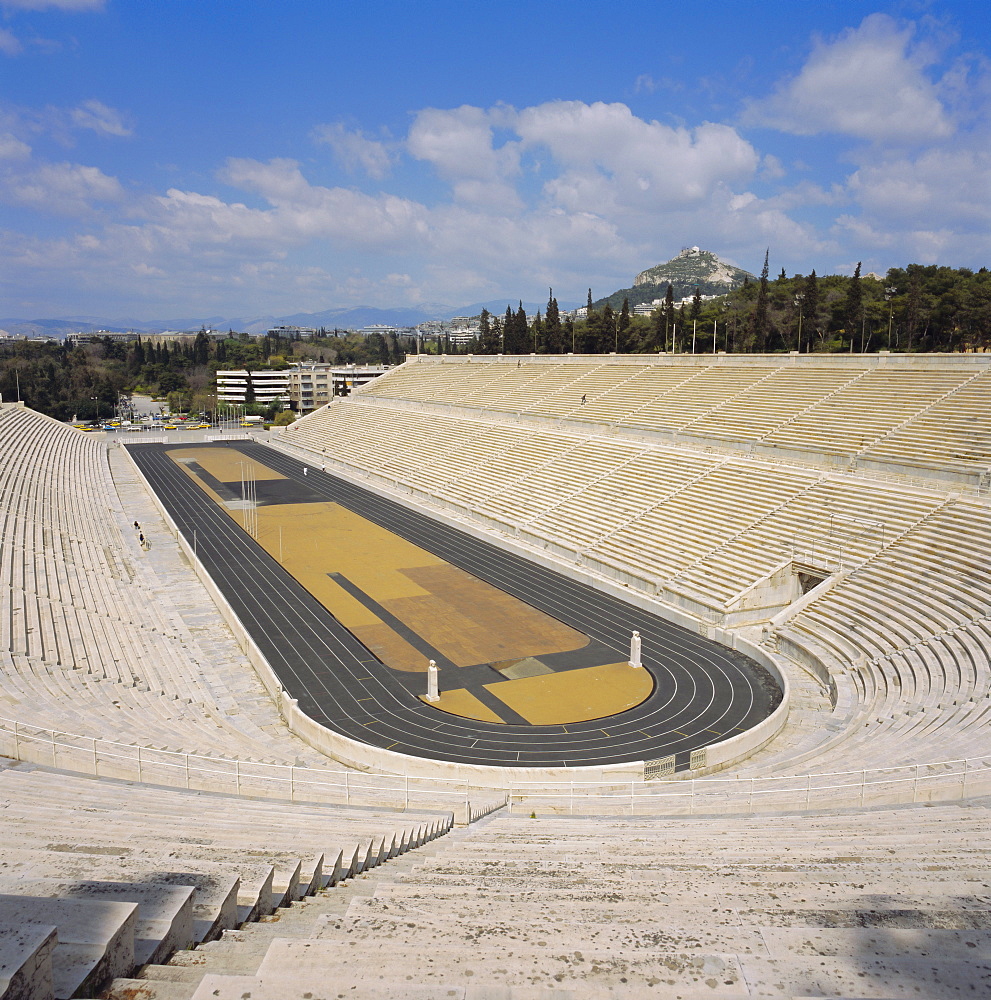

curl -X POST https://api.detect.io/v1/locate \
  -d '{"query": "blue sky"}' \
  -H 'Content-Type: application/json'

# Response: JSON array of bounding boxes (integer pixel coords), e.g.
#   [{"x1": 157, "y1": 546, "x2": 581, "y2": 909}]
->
[{"x1": 0, "y1": 0, "x2": 988, "y2": 321}]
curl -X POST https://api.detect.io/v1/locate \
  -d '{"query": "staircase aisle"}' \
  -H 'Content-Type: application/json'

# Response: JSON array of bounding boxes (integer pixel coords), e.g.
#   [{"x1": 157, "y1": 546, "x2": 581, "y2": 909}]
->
[{"x1": 96, "y1": 803, "x2": 991, "y2": 1000}]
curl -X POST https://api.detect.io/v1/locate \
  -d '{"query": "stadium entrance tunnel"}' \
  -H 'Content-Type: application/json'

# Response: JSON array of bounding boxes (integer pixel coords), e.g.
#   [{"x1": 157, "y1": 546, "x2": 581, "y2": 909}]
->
[{"x1": 127, "y1": 441, "x2": 787, "y2": 776}]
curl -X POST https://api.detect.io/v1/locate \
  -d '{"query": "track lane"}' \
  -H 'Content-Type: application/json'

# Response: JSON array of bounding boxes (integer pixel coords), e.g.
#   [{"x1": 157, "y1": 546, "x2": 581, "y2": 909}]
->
[{"x1": 127, "y1": 441, "x2": 777, "y2": 768}]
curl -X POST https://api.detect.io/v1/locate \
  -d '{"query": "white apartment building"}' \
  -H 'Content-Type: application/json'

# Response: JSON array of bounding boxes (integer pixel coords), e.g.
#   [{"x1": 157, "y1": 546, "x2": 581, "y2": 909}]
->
[
  {"x1": 215, "y1": 369, "x2": 291, "y2": 407},
  {"x1": 288, "y1": 364, "x2": 390, "y2": 412}
]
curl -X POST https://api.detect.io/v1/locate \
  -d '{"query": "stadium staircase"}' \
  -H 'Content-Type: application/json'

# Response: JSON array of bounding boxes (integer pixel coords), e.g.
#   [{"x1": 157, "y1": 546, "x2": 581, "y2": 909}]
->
[
  {"x1": 69, "y1": 802, "x2": 991, "y2": 999},
  {"x1": 0, "y1": 757, "x2": 453, "y2": 1000}
]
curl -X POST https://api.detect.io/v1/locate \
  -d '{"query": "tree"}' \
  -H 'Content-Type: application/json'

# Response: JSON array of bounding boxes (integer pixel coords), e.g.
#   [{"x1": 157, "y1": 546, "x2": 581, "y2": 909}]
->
[
  {"x1": 600, "y1": 302, "x2": 616, "y2": 353},
  {"x1": 617, "y1": 297, "x2": 631, "y2": 352},
  {"x1": 803, "y1": 269, "x2": 820, "y2": 347},
  {"x1": 747, "y1": 249, "x2": 770, "y2": 351},
  {"x1": 244, "y1": 371, "x2": 256, "y2": 405},
  {"x1": 664, "y1": 283, "x2": 675, "y2": 351},
  {"x1": 690, "y1": 288, "x2": 702, "y2": 322},
  {"x1": 491, "y1": 315, "x2": 503, "y2": 352},
  {"x1": 544, "y1": 289, "x2": 564, "y2": 354},
  {"x1": 478, "y1": 308, "x2": 500, "y2": 354},
  {"x1": 845, "y1": 261, "x2": 864, "y2": 351},
  {"x1": 531, "y1": 310, "x2": 544, "y2": 353},
  {"x1": 272, "y1": 409, "x2": 296, "y2": 426},
  {"x1": 905, "y1": 268, "x2": 925, "y2": 352},
  {"x1": 645, "y1": 306, "x2": 665, "y2": 353},
  {"x1": 503, "y1": 305, "x2": 515, "y2": 353},
  {"x1": 192, "y1": 330, "x2": 209, "y2": 366}
]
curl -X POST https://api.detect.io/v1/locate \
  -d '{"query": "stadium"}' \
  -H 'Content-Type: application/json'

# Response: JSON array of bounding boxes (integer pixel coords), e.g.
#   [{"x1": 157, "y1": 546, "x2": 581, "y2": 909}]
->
[{"x1": 2, "y1": 350, "x2": 990, "y2": 998}]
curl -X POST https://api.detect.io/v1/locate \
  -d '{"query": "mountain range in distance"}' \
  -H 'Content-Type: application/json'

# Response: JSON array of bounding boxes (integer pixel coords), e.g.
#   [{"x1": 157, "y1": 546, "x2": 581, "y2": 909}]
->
[
  {"x1": 0, "y1": 298, "x2": 581, "y2": 340},
  {"x1": 1, "y1": 249, "x2": 755, "y2": 339}
]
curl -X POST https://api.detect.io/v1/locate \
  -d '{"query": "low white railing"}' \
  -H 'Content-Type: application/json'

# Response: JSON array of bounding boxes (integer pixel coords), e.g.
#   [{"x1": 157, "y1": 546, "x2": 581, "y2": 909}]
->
[
  {"x1": 0, "y1": 715, "x2": 476, "y2": 812},
  {"x1": 503, "y1": 758, "x2": 991, "y2": 815},
  {"x1": 2, "y1": 715, "x2": 988, "y2": 817}
]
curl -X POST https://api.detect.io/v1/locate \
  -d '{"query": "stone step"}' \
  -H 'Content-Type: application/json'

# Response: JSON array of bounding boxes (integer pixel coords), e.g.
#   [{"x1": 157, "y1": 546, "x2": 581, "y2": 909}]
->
[
  {"x1": 0, "y1": 877, "x2": 194, "y2": 967},
  {"x1": 202, "y1": 937, "x2": 991, "y2": 998},
  {"x1": 187, "y1": 976, "x2": 758, "y2": 1000},
  {"x1": 0, "y1": 922, "x2": 57, "y2": 1000},
  {"x1": 253, "y1": 938, "x2": 748, "y2": 992},
  {"x1": 369, "y1": 881, "x2": 991, "y2": 911},
  {"x1": 0, "y1": 847, "x2": 242, "y2": 943},
  {"x1": 134, "y1": 962, "x2": 207, "y2": 984},
  {"x1": 102, "y1": 977, "x2": 194, "y2": 1000},
  {"x1": 0, "y1": 893, "x2": 137, "y2": 1000},
  {"x1": 351, "y1": 892, "x2": 991, "y2": 929},
  {"x1": 319, "y1": 911, "x2": 767, "y2": 954}
]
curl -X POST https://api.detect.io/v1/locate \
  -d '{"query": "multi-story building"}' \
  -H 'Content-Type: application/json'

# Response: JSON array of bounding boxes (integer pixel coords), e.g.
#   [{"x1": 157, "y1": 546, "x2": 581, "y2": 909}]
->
[
  {"x1": 267, "y1": 325, "x2": 320, "y2": 340},
  {"x1": 215, "y1": 369, "x2": 291, "y2": 407},
  {"x1": 288, "y1": 364, "x2": 390, "y2": 412}
]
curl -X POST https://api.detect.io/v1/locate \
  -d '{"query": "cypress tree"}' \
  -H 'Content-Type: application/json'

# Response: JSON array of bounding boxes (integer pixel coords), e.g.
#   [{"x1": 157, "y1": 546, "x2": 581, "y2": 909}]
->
[
  {"x1": 845, "y1": 261, "x2": 864, "y2": 351},
  {"x1": 532, "y1": 310, "x2": 543, "y2": 353},
  {"x1": 617, "y1": 297, "x2": 631, "y2": 352},
  {"x1": 491, "y1": 316, "x2": 503, "y2": 352},
  {"x1": 600, "y1": 302, "x2": 616, "y2": 353},
  {"x1": 803, "y1": 270, "x2": 819, "y2": 348},
  {"x1": 690, "y1": 288, "x2": 702, "y2": 322},
  {"x1": 747, "y1": 249, "x2": 770, "y2": 352},
  {"x1": 545, "y1": 289, "x2": 563, "y2": 354},
  {"x1": 664, "y1": 283, "x2": 675, "y2": 351},
  {"x1": 479, "y1": 308, "x2": 500, "y2": 354},
  {"x1": 514, "y1": 301, "x2": 528, "y2": 354}
]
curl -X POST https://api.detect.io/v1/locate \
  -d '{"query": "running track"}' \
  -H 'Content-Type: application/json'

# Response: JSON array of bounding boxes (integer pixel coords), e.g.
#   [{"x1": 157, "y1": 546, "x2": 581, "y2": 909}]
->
[{"x1": 128, "y1": 441, "x2": 779, "y2": 769}]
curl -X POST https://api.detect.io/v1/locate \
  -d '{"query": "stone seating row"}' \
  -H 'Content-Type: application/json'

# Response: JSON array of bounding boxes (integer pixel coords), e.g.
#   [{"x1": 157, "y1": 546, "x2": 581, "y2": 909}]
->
[
  {"x1": 0, "y1": 759, "x2": 452, "y2": 1000},
  {"x1": 103, "y1": 805, "x2": 991, "y2": 1000},
  {"x1": 0, "y1": 408, "x2": 363, "y2": 773},
  {"x1": 287, "y1": 399, "x2": 949, "y2": 613},
  {"x1": 283, "y1": 390, "x2": 991, "y2": 780},
  {"x1": 362, "y1": 357, "x2": 991, "y2": 476}
]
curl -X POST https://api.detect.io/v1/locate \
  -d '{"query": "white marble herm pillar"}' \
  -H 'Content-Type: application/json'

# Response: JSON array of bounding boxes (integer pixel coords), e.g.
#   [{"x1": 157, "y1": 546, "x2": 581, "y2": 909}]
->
[
  {"x1": 426, "y1": 659, "x2": 440, "y2": 702},
  {"x1": 629, "y1": 631, "x2": 643, "y2": 669}
]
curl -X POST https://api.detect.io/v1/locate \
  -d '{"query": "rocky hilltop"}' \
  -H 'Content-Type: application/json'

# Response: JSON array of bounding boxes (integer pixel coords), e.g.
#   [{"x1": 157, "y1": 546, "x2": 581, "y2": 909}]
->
[
  {"x1": 635, "y1": 246, "x2": 754, "y2": 290},
  {"x1": 593, "y1": 247, "x2": 755, "y2": 313}
]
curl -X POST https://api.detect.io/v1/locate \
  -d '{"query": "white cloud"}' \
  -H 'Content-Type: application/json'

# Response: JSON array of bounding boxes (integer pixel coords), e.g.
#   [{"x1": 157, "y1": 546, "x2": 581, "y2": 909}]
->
[
  {"x1": 6, "y1": 161, "x2": 124, "y2": 214},
  {"x1": 407, "y1": 105, "x2": 522, "y2": 208},
  {"x1": 139, "y1": 156, "x2": 432, "y2": 252},
  {"x1": 847, "y1": 147, "x2": 991, "y2": 227},
  {"x1": 0, "y1": 132, "x2": 30, "y2": 159},
  {"x1": 0, "y1": 0, "x2": 105, "y2": 10},
  {"x1": 513, "y1": 101, "x2": 759, "y2": 220},
  {"x1": 312, "y1": 123, "x2": 394, "y2": 180},
  {"x1": 70, "y1": 99, "x2": 132, "y2": 137},
  {"x1": 0, "y1": 28, "x2": 22, "y2": 55},
  {"x1": 745, "y1": 14, "x2": 953, "y2": 142}
]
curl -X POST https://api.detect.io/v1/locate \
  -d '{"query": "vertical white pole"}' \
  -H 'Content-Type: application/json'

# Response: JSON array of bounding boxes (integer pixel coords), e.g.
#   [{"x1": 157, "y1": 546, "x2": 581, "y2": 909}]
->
[
  {"x1": 426, "y1": 660, "x2": 440, "y2": 702},
  {"x1": 629, "y1": 631, "x2": 642, "y2": 668}
]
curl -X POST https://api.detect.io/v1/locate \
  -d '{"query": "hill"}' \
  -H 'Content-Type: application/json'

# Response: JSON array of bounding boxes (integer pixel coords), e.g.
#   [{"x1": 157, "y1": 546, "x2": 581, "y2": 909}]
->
[{"x1": 593, "y1": 247, "x2": 755, "y2": 312}]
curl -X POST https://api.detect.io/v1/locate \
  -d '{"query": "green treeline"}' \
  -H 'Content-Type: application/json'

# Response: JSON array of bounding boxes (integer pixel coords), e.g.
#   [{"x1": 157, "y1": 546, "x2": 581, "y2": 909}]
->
[
  {"x1": 460, "y1": 264, "x2": 991, "y2": 356},
  {"x1": 0, "y1": 328, "x2": 413, "y2": 422},
  {"x1": 2, "y1": 263, "x2": 987, "y2": 421}
]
